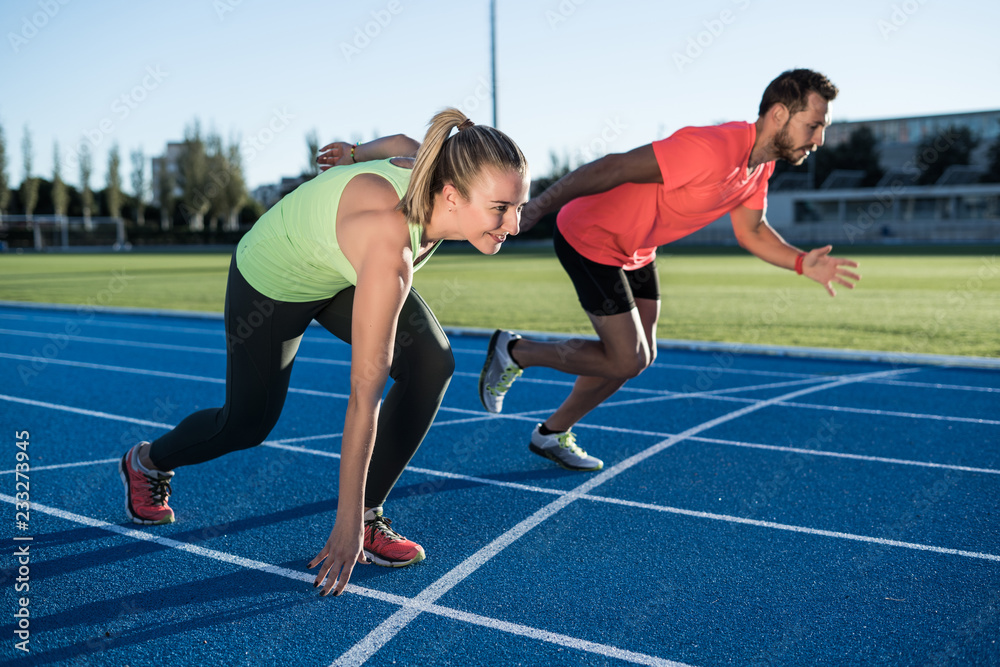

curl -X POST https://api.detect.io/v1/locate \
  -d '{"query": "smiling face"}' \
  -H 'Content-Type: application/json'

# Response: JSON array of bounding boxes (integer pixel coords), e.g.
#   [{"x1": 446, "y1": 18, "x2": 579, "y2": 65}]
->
[
  {"x1": 447, "y1": 168, "x2": 531, "y2": 255},
  {"x1": 771, "y1": 91, "x2": 832, "y2": 165}
]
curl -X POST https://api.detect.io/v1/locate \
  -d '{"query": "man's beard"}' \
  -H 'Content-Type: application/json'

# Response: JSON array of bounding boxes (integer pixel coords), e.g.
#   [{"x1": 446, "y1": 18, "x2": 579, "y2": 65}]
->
[{"x1": 772, "y1": 121, "x2": 812, "y2": 165}]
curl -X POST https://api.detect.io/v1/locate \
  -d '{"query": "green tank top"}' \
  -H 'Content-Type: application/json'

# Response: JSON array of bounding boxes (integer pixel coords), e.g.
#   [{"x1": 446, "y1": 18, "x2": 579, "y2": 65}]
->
[{"x1": 236, "y1": 159, "x2": 439, "y2": 302}]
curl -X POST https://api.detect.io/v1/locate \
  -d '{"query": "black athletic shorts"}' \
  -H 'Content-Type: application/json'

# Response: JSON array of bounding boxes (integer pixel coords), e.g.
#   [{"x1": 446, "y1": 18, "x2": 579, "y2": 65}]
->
[{"x1": 552, "y1": 225, "x2": 660, "y2": 317}]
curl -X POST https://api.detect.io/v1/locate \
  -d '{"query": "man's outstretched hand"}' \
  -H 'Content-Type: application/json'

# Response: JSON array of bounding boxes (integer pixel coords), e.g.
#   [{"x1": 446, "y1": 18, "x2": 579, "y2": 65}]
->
[{"x1": 802, "y1": 245, "x2": 861, "y2": 297}]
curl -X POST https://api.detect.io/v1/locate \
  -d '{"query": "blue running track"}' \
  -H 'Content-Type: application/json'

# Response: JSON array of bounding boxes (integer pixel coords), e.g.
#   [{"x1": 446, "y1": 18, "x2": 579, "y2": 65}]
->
[{"x1": 0, "y1": 302, "x2": 997, "y2": 666}]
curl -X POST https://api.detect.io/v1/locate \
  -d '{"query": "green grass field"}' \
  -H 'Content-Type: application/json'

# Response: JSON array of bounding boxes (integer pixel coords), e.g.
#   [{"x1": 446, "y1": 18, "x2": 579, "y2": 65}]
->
[{"x1": 1, "y1": 247, "x2": 998, "y2": 358}]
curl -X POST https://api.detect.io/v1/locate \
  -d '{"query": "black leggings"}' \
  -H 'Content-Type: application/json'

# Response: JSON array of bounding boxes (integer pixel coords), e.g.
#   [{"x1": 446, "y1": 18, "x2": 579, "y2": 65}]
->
[{"x1": 148, "y1": 255, "x2": 454, "y2": 508}]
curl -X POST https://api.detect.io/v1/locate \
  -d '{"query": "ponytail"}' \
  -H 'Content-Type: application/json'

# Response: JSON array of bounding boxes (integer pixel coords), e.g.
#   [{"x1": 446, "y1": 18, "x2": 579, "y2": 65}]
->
[{"x1": 399, "y1": 108, "x2": 527, "y2": 227}]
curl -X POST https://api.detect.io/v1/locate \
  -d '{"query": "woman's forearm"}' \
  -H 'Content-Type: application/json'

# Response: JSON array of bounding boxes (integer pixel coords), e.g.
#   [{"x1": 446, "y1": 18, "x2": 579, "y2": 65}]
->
[{"x1": 354, "y1": 134, "x2": 420, "y2": 162}]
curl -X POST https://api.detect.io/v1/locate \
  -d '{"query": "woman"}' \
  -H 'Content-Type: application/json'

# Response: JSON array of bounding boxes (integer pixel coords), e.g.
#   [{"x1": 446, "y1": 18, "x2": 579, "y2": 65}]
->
[{"x1": 120, "y1": 109, "x2": 530, "y2": 597}]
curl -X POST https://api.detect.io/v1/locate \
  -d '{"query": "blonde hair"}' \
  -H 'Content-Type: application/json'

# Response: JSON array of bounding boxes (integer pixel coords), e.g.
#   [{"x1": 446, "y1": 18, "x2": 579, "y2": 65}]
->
[{"x1": 399, "y1": 108, "x2": 527, "y2": 227}]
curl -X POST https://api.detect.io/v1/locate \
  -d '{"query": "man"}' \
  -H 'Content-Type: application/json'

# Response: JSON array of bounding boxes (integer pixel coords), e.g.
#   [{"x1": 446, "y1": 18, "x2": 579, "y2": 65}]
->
[{"x1": 479, "y1": 68, "x2": 861, "y2": 471}]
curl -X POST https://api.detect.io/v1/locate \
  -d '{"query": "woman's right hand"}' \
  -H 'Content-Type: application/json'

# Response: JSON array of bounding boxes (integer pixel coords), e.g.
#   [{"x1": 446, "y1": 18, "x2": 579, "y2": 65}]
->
[
  {"x1": 308, "y1": 516, "x2": 368, "y2": 596},
  {"x1": 317, "y1": 142, "x2": 355, "y2": 170}
]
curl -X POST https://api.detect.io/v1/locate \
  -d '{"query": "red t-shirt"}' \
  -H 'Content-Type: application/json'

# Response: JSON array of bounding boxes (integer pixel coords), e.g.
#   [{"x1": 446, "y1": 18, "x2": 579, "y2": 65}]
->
[{"x1": 556, "y1": 121, "x2": 775, "y2": 269}]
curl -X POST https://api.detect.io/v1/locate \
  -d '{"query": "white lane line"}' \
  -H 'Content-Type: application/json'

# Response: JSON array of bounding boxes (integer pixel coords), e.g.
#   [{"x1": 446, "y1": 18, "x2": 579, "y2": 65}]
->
[
  {"x1": 4, "y1": 444, "x2": 996, "y2": 566},
  {"x1": 634, "y1": 361, "x2": 819, "y2": 379},
  {"x1": 0, "y1": 352, "x2": 667, "y2": 399},
  {"x1": 0, "y1": 315, "x2": 811, "y2": 380},
  {"x1": 5, "y1": 306, "x2": 998, "y2": 371},
  {"x1": 0, "y1": 458, "x2": 120, "y2": 474},
  {"x1": 331, "y1": 367, "x2": 917, "y2": 666},
  {"x1": 0, "y1": 353, "x2": 823, "y2": 414},
  {"x1": 6, "y1": 386, "x2": 995, "y2": 481},
  {"x1": 13, "y1": 417, "x2": 999, "y2": 486},
  {"x1": 410, "y1": 603, "x2": 693, "y2": 667},
  {"x1": 597, "y1": 375, "x2": 831, "y2": 409},
  {"x1": 0, "y1": 350, "x2": 811, "y2": 416},
  {"x1": 0, "y1": 312, "x2": 224, "y2": 336},
  {"x1": 581, "y1": 494, "x2": 1000, "y2": 562},
  {"x1": 0, "y1": 352, "x2": 228, "y2": 384},
  {"x1": 777, "y1": 401, "x2": 1000, "y2": 426},
  {"x1": 0, "y1": 328, "x2": 223, "y2": 354},
  {"x1": 0, "y1": 394, "x2": 173, "y2": 429},
  {"x1": 12, "y1": 321, "x2": 997, "y2": 390},
  {"x1": 426, "y1": 413, "x2": 1000, "y2": 476},
  {"x1": 873, "y1": 379, "x2": 999, "y2": 394},
  {"x1": 685, "y1": 436, "x2": 1000, "y2": 475},
  {"x1": 0, "y1": 330, "x2": 348, "y2": 369},
  {"x1": 6, "y1": 325, "x2": 996, "y2": 404},
  {"x1": 0, "y1": 495, "x2": 689, "y2": 667}
]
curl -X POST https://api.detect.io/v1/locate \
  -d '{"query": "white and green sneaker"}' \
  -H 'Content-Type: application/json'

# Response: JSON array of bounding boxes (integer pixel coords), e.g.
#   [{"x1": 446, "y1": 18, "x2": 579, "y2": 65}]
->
[
  {"x1": 479, "y1": 330, "x2": 523, "y2": 413},
  {"x1": 529, "y1": 425, "x2": 603, "y2": 472}
]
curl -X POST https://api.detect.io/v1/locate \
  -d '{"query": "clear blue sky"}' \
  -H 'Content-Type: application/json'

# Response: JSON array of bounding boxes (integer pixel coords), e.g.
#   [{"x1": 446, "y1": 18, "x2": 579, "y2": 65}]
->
[{"x1": 2, "y1": 0, "x2": 999, "y2": 191}]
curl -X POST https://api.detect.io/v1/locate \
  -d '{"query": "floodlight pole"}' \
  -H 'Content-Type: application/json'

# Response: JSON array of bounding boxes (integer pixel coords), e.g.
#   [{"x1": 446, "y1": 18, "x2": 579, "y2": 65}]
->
[{"x1": 490, "y1": 0, "x2": 498, "y2": 128}]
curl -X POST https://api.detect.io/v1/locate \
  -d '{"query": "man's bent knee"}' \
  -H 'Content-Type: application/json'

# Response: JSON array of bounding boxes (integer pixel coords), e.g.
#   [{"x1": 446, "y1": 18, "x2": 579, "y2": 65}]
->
[{"x1": 622, "y1": 346, "x2": 653, "y2": 380}]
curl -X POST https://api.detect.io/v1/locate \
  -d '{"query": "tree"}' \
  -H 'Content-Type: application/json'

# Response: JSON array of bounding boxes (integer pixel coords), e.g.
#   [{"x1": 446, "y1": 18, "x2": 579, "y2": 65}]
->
[
  {"x1": 130, "y1": 148, "x2": 147, "y2": 225},
  {"x1": 80, "y1": 142, "x2": 94, "y2": 227},
  {"x1": 305, "y1": 129, "x2": 320, "y2": 179},
  {"x1": 157, "y1": 163, "x2": 176, "y2": 231},
  {"x1": 224, "y1": 140, "x2": 247, "y2": 231},
  {"x1": 52, "y1": 142, "x2": 68, "y2": 217},
  {"x1": 915, "y1": 125, "x2": 979, "y2": 185},
  {"x1": 106, "y1": 143, "x2": 122, "y2": 219},
  {"x1": 518, "y1": 151, "x2": 572, "y2": 239},
  {"x1": 0, "y1": 123, "x2": 9, "y2": 223},
  {"x1": 178, "y1": 120, "x2": 209, "y2": 230},
  {"x1": 21, "y1": 126, "x2": 39, "y2": 221},
  {"x1": 811, "y1": 126, "x2": 883, "y2": 188},
  {"x1": 981, "y1": 120, "x2": 1000, "y2": 183},
  {"x1": 205, "y1": 132, "x2": 227, "y2": 232}
]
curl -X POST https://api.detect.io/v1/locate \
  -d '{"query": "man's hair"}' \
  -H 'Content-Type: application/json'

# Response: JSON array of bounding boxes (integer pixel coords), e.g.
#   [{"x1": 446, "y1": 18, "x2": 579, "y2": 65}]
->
[{"x1": 758, "y1": 69, "x2": 838, "y2": 117}]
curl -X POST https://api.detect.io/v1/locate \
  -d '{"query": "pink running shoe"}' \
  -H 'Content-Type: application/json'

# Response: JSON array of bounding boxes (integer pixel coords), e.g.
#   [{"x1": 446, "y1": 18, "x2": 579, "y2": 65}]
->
[
  {"x1": 363, "y1": 507, "x2": 425, "y2": 567},
  {"x1": 119, "y1": 443, "x2": 175, "y2": 525}
]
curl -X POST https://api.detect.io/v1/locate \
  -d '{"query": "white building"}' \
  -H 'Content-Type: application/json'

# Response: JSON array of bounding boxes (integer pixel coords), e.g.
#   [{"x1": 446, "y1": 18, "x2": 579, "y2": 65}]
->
[{"x1": 676, "y1": 110, "x2": 1000, "y2": 245}]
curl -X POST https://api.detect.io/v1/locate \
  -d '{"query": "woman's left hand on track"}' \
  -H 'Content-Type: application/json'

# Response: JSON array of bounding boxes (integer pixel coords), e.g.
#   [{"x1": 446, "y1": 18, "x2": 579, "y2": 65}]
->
[{"x1": 308, "y1": 517, "x2": 369, "y2": 596}]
